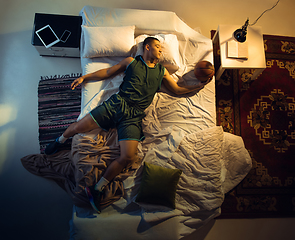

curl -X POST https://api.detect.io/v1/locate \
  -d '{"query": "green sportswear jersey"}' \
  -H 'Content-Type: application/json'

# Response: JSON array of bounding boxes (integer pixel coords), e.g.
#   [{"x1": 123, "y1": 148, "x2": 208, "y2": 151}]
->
[{"x1": 119, "y1": 55, "x2": 165, "y2": 111}]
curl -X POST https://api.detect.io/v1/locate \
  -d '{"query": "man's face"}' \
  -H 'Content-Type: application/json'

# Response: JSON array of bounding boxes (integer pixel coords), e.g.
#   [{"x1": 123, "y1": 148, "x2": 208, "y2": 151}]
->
[{"x1": 148, "y1": 40, "x2": 162, "y2": 60}]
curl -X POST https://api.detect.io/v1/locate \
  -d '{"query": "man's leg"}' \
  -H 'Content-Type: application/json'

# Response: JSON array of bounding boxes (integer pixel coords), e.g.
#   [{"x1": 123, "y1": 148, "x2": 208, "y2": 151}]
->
[
  {"x1": 85, "y1": 140, "x2": 138, "y2": 213},
  {"x1": 63, "y1": 113, "x2": 99, "y2": 138},
  {"x1": 101, "y1": 140, "x2": 139, "y2": 183},
  {"x1": 45, "y1": 113, "x2": 99, "y2": 155},
  {"x1": 95, "y1": 140, "x2": 139, "y2": 191}
]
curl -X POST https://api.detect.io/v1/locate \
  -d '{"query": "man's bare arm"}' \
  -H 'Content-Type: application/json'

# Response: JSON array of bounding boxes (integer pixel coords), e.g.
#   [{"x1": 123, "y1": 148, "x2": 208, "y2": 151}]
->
[
  {"x1": 71, "y1": 57, "x2": 134, "y2": 90},
  {"x1": 162, "y1": 69, "x2": 212, "y2": 95}
]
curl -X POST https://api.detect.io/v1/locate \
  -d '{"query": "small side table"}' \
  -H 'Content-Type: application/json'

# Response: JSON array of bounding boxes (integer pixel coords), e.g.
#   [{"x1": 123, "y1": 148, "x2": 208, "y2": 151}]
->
[
  {"x1": 32, "y1": 13, "x2": 82, "y2": 57},
  {"x1": 212, "y1": 25, "x2": 266, "y2": 80}
]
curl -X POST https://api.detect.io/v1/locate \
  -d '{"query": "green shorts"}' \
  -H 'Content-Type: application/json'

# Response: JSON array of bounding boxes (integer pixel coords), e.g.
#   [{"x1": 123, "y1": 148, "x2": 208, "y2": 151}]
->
[{"x1": 90, "y1": 94, "x2": 146, "y2": 141}]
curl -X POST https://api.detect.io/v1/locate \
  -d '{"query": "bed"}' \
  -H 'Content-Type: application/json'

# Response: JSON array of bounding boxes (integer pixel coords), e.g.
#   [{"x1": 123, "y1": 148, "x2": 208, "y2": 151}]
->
[{"x1": 22, "y1": 5, "x2": 252, "y2": 240}]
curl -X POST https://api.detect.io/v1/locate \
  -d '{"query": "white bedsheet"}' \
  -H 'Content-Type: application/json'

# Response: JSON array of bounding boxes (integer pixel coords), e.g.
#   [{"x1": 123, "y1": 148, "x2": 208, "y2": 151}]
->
[{"x1": 70, "y1": 5, "x2": 252, "y2": 240}]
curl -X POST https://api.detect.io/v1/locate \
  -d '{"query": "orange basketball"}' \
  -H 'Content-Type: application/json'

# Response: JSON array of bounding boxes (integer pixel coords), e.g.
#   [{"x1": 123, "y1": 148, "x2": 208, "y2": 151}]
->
[{"x1": 194, "y1": 60, "x2": 215, "y2": 82}]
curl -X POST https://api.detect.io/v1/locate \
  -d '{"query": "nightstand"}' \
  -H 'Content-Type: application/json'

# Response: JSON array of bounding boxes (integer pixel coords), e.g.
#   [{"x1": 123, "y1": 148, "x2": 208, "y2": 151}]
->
[
  {"x1": 32, "y1": 13, "x2": 82, "y2": 57},
  {"x1": 212, "y1": 25, "x2": 266, "y2": 80}
]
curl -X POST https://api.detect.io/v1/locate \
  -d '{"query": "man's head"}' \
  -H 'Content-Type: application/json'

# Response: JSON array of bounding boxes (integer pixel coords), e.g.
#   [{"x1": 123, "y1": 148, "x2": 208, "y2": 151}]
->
[{"x1": 142, "y1": 37, "x2": 162, "y2": 60}]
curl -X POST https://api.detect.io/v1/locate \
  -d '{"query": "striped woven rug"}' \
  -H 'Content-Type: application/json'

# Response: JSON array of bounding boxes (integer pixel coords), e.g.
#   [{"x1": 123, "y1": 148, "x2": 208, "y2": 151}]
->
[{"x1": 38, "y1": 73, "x2": 82, "y2": 153}]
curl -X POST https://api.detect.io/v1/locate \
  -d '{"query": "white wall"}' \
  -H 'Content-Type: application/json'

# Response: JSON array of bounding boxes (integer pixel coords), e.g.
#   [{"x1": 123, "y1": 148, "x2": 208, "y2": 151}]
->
[
  {"x1": 0, "y1": 0, "x2": 294, "y2": 239},
  {"x1": 1, "y1": 0, "x2": 294, "y2": 38}
]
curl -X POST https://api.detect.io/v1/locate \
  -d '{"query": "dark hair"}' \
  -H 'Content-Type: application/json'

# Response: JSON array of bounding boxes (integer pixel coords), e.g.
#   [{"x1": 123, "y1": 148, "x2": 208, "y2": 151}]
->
[{"x1": 142, "y1": 36, "x2": 160, "y2": 52}]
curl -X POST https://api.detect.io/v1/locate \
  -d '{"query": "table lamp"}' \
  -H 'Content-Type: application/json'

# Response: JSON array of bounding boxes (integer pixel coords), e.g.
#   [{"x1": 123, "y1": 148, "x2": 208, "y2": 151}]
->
[{"x1": 233, "y1": 0, "x2": 280, "y2": 43}]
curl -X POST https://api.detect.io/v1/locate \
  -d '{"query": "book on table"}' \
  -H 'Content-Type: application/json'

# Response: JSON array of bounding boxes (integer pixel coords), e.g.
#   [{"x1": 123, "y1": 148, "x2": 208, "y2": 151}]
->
[{"x1": 227, "y1": 40, "x2": 248, "y2": 59}]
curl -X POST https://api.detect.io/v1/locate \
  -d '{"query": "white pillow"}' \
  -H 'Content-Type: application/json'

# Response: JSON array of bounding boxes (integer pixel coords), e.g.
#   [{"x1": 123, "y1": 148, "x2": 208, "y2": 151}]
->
[
  {"x1": 134, "y1": 34, "x2": 181, "y2": 69},
  {"x1": 82, "y1": 25, "x2": 135, "y2": 58}
]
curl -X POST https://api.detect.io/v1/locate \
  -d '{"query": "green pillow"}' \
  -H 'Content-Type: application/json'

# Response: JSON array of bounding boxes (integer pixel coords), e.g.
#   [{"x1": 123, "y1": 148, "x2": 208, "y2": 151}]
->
[{"x1": 135, "y1": 162, "x2": 182, "y2": 209}]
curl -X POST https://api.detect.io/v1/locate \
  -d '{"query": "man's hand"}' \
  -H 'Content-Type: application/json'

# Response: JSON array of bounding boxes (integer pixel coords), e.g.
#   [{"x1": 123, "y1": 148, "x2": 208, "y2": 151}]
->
[
  {"x1": 70, "y1": 57, "x2": 133, "y2": 90},
  {"x1": 197, "y1": 77, "x2": 212, "y2": 89},
  {"x1": 71, "y1": 77, "x2": 84, "y2": 90},
  {"x1": 163, "y1": 69, "x2": 213, "y2": 95}
]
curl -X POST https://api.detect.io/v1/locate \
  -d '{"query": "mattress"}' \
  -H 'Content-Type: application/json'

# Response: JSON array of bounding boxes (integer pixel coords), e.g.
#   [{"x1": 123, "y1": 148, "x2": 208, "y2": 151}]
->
[{"x1": 69, "y1": 5, "x2": 252, "y2": 240}]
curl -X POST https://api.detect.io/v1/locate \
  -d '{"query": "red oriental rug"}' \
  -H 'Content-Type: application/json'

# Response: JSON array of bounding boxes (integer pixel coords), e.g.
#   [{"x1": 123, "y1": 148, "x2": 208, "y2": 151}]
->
[{"x1": 212, "y1": 32, "x2": 295, "y2": 218}]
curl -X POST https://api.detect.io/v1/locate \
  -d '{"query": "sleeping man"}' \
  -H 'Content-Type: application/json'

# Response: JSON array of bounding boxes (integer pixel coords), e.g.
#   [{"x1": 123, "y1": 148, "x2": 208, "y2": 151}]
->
[{"x1": 45, "y1": 36, "x2": 212, "y2": 213}]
